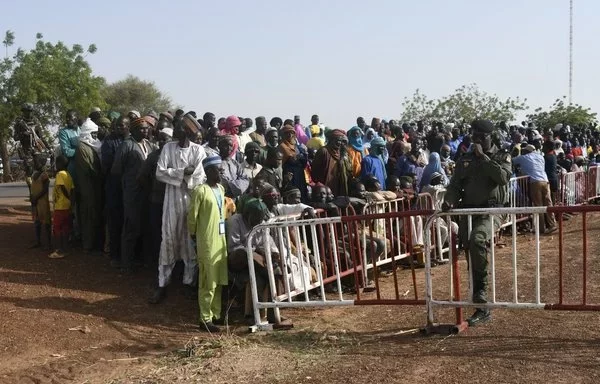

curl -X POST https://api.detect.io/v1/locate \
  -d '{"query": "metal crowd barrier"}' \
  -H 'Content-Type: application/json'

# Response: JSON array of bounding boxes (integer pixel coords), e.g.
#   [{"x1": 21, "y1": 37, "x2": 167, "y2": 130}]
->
[
  {"x1": 244, "y1": 202, "x2": 600, "y2": 333},
  {"x1": 245, "y1": 209, "x2": 435, "y2": 331},
  {"x1": 559, "y1": 170, "x2": 587, "y2": 206},
  {"x1": 507, "y1": 168, "x2": 600, "y2": 211},
  {"x1": 423, "y1": 205, "x2": 600, "y2": 334},
  {"x1": 586, "y1": 165, "x2": 600, "y2": 201},
  {"x1": 362, "y1": 193, "x2": 450, "y2": 263},
  {"x1": 501, "y1": 175, "x2": 531, "y2": 229}
]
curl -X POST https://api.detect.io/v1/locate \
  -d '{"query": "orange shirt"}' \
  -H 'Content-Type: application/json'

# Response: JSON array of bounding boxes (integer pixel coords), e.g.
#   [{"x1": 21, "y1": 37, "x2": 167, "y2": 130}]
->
[{"x1": 347, "y1": 146, "x2": 367, "y2": 178}]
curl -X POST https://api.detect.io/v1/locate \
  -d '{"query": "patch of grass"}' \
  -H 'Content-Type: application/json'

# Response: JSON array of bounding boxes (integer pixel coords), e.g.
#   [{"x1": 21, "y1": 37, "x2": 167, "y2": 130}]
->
[{"x1": 174, "y1": 334, "x2": 250, "y2": 359}]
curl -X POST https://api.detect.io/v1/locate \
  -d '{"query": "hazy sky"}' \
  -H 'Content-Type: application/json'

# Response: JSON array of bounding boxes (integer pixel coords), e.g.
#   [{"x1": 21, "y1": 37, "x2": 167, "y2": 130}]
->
[{"x1": 2, "y1": 0, "x2": 597, "y2": 128}]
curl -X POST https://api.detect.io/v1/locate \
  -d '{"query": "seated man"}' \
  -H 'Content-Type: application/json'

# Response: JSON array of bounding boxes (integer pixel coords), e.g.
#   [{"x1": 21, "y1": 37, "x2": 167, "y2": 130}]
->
[
  {"x1": 309, "y1": 183, "x2": 342, "y2": 217},
  {"x1": 363, "y1": 175, "x2": 397, "y2": 201},
  {"x1": 236, "y1": 175, "x2": 267, "y2": 214},
  {"x1": 347, "y1": 179, "x2": 368, "y2": 213},
  {"x1": 261, "y1": 184, "x2": 314, "y2": 219},
  {"x1": 378, "y1": 176, "x2": 425, "y2": 262},
  {"x1": 260, "y1": 184, "x2": 316, "y2": 287},
  {"x1": 226, "y1": 199, "x2": 291, "y2": 326},
  {"x1": 421, "y1": 171, "x2": 458, "y2": 252},
  {"x1": 282, "y1": 185, "x2": 302, "y2": 205},
  {"x1": 349, "y1": 180, "x2": 388, "y2": 261}
]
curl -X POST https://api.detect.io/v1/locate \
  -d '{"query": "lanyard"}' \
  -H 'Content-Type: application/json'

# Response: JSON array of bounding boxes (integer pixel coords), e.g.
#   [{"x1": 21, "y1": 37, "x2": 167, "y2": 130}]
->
[{"x1": 211, "y1": 186, "x2": 223, "y2": 220}]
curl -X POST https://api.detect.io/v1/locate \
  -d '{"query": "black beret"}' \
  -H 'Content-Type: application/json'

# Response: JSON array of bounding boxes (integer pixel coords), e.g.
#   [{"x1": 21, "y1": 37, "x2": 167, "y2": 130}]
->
[{"x1": 471, "y1": 119, "x2": 494, "y2": 134}]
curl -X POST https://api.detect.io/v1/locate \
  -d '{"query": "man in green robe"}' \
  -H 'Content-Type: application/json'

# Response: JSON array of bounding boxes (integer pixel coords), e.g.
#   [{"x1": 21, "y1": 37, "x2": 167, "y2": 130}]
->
[
  {"x1": 74, "y1": 118, "x2": 103, "y2": 253},
  {"x1": 188, "y1": 155, "x2": 228, "y2": 333}
]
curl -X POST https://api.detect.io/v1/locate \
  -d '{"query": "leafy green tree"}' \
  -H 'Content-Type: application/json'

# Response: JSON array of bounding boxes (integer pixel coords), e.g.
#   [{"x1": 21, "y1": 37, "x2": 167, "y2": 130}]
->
[
  {"x1": 0, "y1": 31, "x2": 105, "y2": 181},
  {"x1": 103, "y1": 75, "x2": 174, "y2": 115},
  {"x1": 0, "y1": 31, "x2": 16, "y2": 180},
  {"x1": 526, "y1": 97, "x2": 597, "y2": 131},
  {"x1": 401, "y1": 84, "x2": 528, "y2": 124}
]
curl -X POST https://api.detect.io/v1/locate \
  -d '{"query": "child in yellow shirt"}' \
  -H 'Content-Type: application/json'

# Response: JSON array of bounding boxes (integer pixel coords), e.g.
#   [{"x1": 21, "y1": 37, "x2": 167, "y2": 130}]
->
[{"x1": 50, "y1": 155, "x2": 74, "y2": 259}]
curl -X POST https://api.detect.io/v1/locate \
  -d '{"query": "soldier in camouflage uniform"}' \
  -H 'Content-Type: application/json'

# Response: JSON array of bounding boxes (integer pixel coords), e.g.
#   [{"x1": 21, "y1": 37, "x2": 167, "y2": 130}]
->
[
  {"x1": 443, "y1": 119, "x2": 512, "y2": 326},
  {"x1": 13, "y1": 103, "x2": 49, "y2": 186}
]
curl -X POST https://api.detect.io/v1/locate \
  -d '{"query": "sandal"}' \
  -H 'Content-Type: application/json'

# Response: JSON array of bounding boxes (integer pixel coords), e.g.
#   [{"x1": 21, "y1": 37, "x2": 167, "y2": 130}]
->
[{"x1": 48, "y1": 251, "x2": 65, "y2": 259}]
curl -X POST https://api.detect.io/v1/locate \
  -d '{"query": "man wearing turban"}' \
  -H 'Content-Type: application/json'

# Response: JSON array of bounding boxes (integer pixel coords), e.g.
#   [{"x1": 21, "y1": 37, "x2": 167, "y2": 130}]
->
[
  {"x1": 360, "y1": 136, "x2": 387, "y2": 190},
  {"x1": 346, "y1": 126, "x2": 366, "y2": 178},
  {"x1": 111, "y1": 118, "x2": 156, "y2": 274},
  {"x1": 311, "y1": 129, "x2": 352, "y2": 197},
  {"x1": 75, "y1": 118, "x2": 103, "y2": 253}
]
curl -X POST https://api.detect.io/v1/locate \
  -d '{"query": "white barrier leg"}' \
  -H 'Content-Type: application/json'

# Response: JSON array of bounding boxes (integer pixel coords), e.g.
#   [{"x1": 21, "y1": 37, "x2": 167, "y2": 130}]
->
[
  {"x1": 264, "y1": 231, "x2": 281, "y2": 324},
  {"x1": 424, "y1": 222, "x2": 434, "y2": 326},
  {"x1": 467, "y1": 215, "x2": 473, "y2": 300},
  {"x1": 511, "y1": 214, "x2": 518, "y2": 303},
  {"x1": 246, "y1": 231, "x2": 266, "y2": 331},
  {"x1": 447, "y1": 216, "x2": 453, "y2": 301},
  {"x1": 435, "y1": 218, "x2": 444, "y2": 262},
  {"x1": 277, "y1": 227, "x2": 292, "y2": 303},
  {"x1": 534, "y1": 213, "x2": 541, "y2": 304},
  {"x1": 293, "y1": 226, "x2": 310, "y2": 301},
  {"x1": 309, "y1": 224, "x2": 327, "y2": 301},
  {"x1": 489, "y1": 215, "x2": 496, "y2": 304},
  {"x1": 329, "y1": 223, "x2": 344, "y2": 301}
]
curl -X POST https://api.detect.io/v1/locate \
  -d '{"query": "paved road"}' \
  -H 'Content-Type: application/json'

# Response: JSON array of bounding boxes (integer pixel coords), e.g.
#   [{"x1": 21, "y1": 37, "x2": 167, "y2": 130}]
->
[
  {"x1": 0, "y1": 182, "x2": 31, "y2": 198},
  {"x1": 0, "y1": 181, "x2": 54, "y2": 207}
]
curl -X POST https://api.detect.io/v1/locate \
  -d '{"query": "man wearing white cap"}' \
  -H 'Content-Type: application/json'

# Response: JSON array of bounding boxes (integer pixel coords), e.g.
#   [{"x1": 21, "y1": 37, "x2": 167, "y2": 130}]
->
[
  {"x1": 150, "y1": 114, "x2": 206, "y2": 303},
  {"x1": 188, "y1": 155, "x2": 228, "y2": 332}
]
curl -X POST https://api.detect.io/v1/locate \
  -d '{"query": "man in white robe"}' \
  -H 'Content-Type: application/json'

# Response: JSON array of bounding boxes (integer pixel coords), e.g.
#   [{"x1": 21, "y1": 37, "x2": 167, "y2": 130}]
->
[{"x1": 149, "y1": 113, "x2": 206, "y2": 304}]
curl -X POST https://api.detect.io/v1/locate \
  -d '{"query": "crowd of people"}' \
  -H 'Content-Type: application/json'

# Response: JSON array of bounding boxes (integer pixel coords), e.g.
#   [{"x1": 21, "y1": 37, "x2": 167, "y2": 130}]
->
[{"x1": 15, "y1": 103, "x2": 600, "y2": 330}]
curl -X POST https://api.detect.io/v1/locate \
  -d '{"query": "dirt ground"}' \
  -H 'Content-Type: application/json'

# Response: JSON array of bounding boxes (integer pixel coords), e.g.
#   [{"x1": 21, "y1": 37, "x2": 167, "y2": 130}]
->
[{"x1": 2, "y1": 204, "x2": 600, "y2": 384}]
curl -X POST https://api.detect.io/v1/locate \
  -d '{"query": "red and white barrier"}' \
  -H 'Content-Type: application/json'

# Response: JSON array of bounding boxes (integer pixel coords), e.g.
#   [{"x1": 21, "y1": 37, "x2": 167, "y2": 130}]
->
[
  {"x1": 586, "y1": 166, "x2": 600, "y2": 201},
  {"x1": 245, "y1": 209, "x2": 435, "y2": 331},
  {"x1": 423, "y1": 205, "x2": 600, "y2": 334},
  {"x1": 559, "y1": 170, "x2": 587, "y2": 206}
]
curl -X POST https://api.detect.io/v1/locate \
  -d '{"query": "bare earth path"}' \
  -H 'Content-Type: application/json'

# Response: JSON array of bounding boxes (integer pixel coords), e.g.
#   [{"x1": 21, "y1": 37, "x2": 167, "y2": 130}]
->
[{"x1": 2, "y1": 203, "x2": 600, "y2": 383}]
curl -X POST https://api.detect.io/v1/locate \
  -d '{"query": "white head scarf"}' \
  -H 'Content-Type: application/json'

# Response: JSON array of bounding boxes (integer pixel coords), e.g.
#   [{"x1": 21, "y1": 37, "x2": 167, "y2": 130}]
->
[
  {"x1": 160, "y1": 127, "x2": 173, "y2": 138},
  {"x1": 79, "y1": 118, "x2": 101, "y2": 154}
]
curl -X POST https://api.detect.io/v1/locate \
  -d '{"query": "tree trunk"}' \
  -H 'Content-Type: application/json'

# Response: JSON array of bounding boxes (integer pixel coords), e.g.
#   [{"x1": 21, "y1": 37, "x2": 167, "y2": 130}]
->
[{"x1": 0, "y1": 135, "x2": 12, "y2": 183}]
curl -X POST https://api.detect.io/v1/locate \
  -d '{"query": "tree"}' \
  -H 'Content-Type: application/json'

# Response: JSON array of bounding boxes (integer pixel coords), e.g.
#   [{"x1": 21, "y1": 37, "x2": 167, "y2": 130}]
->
[
  {"x1": 0, "y1": 31, "x2": 106, "y2": 181},
  {"x1": 526, "y1": 97, "x2": 597, "y2": 131},
  {"x1": 0, "y1": 31, "x2": 16, "y2": 181},
  {"x1": 401, "y1": 84, "x2": 528, "y2": 124},
  {"x1": 103, "y1": 75, "x2": 174, "y2": 115}
]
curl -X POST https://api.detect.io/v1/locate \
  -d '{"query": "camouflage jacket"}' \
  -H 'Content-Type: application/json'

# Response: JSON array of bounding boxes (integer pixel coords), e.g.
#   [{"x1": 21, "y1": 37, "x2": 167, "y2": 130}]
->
[{"x1": 445, "y1": 145, "x2": 512, "y2": 208}]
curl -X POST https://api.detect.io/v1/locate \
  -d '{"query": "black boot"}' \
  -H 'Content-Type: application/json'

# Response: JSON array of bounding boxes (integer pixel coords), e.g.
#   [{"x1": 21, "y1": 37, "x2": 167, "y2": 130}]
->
[
  {"x1": 467, "y1": 308, "x2": 491, "y2": 326},
  {"x1": 148, "y1": 287, "x2": 166, "y2": 304},
  {"x1": 199, "y1": 321, "x2": 220, "y2": 333}
]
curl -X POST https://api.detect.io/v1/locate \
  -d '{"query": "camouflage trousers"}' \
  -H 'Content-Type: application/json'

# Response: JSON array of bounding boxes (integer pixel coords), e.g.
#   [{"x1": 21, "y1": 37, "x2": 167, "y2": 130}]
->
[{"x1": 458, "y1": 214, "x2": 500, "y2": 303}]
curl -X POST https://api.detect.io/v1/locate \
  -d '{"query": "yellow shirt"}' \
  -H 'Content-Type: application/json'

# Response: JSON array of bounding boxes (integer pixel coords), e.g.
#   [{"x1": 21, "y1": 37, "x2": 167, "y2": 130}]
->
[{"x1": 54, "y1": 170, "x2": 73, "y2": 211}]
